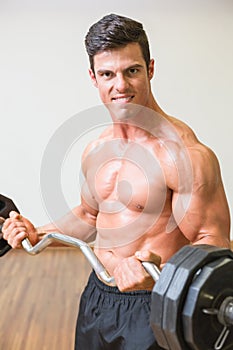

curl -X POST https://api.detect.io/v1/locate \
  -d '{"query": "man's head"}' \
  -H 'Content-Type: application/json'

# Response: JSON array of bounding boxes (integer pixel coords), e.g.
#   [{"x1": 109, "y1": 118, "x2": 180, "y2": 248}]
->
[{"x1": 85, "y1": 13, "x2": 151, "y2": 74}]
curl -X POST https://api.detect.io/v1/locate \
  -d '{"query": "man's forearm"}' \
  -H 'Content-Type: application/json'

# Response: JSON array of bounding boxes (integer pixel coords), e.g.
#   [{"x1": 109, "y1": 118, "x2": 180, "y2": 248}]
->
[
  {"x1": 36, "y1": 208, "x2": 97, "y2": 243},
  {"x1": 192, "y1": 233, "x2": 230, "y2": 249}
]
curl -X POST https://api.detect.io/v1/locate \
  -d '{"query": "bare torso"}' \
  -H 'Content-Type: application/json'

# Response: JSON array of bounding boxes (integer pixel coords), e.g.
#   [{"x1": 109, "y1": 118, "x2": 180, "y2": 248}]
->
[{"x1": 82, "y1": 118, "x2": 191, "y2": 275}]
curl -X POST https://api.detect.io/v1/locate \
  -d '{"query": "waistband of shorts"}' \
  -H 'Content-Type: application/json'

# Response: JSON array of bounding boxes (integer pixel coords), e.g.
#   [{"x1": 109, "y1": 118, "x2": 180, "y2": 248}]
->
[{"x1": 90, "y1": 270, "x2": 152, "y2": 297}]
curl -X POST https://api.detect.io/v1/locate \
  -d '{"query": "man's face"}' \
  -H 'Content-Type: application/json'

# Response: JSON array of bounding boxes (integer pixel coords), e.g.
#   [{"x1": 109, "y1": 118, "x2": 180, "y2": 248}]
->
[{"x1": 89, "y1": 43, "x2": 154, "y2": 111}]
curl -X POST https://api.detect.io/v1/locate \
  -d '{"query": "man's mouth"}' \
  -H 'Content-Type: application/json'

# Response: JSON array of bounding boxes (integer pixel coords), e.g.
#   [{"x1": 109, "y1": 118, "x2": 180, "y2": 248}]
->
[{"x1": 112, "y1": 95, "x2": 134, "y2": 103}]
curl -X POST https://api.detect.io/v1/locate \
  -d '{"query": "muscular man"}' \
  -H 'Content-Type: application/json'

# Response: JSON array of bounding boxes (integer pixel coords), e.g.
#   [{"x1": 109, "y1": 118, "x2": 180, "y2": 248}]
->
[{"x1": 2, "y1": 14, "x2": 230, "y2": 350}]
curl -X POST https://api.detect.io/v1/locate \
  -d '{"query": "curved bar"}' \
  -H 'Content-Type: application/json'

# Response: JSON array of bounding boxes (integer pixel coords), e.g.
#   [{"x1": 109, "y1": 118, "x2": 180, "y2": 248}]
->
[
  {"x1": 21, "y1": 233, "x2": 160, "y2": 286},
  {"x1": 1, "y1": 216, "x2": 161, "y2": 283},
  {"x1": 22, "y1": 233, "x2": 90, "y2": 255},
  {"x1": 21, "y1": 234, "x2": 116, "y2": 286}
]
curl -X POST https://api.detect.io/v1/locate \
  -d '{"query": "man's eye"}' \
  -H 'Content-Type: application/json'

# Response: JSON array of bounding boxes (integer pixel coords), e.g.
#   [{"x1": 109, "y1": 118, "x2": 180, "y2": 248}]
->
[
  {"x1": 102, "y1": 72, "x2": 112, "y2": 78},
  {"x1": 129, "y1": 68, "x2": 138, "y2": 74}
]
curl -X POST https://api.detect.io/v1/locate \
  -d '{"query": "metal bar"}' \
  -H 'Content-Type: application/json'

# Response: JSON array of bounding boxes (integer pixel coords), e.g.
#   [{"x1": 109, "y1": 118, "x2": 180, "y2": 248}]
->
[
  {"x1": 21, "y1": 233, "x2": 161, "y2": 285},
  {"x1": 142, "y1": 261, "x2": 161, "y2": 282},
  {"x1": 1, "y1": 219, "x2": 161, "y2": 287},
  {"x1": 21, "y1": 234, "x2": 116, "y2": 286}
]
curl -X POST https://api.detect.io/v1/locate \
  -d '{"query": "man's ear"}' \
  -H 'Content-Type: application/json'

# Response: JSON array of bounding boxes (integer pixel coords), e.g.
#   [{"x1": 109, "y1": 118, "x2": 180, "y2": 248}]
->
[
  {"x1": 148, "y1": 59, "x2": 155, "y2": 80},
  {"x1": 89, "y1": 69, "x2": 98, "y2": 87}
]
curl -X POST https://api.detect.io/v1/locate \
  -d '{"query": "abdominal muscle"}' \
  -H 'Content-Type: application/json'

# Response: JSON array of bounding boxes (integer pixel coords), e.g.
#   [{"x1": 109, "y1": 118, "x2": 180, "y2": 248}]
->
[{"x1": 93, "y1": 205, "x2": 189, "y2": 276}]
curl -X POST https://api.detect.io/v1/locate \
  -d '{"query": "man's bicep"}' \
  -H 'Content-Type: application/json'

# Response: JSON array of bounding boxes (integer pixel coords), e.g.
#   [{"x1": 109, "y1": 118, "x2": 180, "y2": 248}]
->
[
  {"x1": 171, "y1": 146, "x2": 230, "y2": 247},
  {"x1": 173, "y1": 187, "x2": 230, "y2": 247}
]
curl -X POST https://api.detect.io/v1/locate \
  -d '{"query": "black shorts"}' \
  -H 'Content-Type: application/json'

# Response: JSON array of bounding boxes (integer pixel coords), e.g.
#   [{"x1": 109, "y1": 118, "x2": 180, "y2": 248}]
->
[{"x1": 75, "y1": 271, "x2": 163, "y2": 350}]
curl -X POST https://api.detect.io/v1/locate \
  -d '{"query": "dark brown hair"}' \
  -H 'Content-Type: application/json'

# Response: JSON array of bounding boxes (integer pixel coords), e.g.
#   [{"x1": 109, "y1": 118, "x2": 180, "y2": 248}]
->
[{"x1": 85, "y1": 13, "x2": 151, "y2": 73}]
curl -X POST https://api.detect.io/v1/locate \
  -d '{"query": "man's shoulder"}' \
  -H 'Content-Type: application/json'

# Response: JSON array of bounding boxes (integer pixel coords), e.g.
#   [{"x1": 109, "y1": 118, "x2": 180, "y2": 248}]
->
[
  {"x1": 172, "y1": 119, "x2": 220, "y2": 186},
  {"x1": 165, "y1": 115, "x2": 219, "y2": 160},
  {"x1": 165, "y1": 115, "x2": 199, "y2": 147},
  {"x1": 81, "y1": 126, "x2": 113, "y2": 162},
  {"x1": 157, "y1": 114, "x2": 220, "y2": 188}
]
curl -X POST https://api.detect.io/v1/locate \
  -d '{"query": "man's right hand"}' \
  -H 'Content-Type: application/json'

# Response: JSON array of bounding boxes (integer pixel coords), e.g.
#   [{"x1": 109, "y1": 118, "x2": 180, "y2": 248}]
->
[{"x1": 2, "y1": 211, "x2": 38, "y2": 248}]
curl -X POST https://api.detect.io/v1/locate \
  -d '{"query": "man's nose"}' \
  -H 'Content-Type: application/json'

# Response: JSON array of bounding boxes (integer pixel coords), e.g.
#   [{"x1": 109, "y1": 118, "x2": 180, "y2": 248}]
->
[{"x1": 115, "y1": 74, "x2": 129, "y2": 92}]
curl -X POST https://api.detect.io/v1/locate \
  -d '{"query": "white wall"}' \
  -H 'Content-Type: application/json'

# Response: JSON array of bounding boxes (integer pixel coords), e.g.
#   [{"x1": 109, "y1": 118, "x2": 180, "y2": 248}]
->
[{"x1": 0, "y1": 0, "x2": 232, "y2": 237}]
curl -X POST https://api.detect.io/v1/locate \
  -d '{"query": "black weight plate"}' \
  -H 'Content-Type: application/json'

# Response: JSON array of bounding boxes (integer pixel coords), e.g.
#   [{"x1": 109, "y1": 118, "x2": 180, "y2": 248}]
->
[
  {"x1": 151, "y1": 245, "x2": 204, "y2": 349},
  {"x1": 0, "y1": 194, "x2": 19, "y2": 217},
  {"x1": 0, "y1": 234, "x2": 12, "y2": 256},
  {"x1": 182, "y1": 256, "x2": 233, "y2": 350},
  {"x1": 161, "y1": 245, "x2": 233, "y2": 350},
  {"x1": 0, "y1": 194, "x2": 20, "y2": 256}
]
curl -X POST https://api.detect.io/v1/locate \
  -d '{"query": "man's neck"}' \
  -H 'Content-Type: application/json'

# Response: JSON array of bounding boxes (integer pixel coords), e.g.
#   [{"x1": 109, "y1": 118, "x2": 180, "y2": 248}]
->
[{"x1": 111, "y1": 97, "x2": 168, "y2": 141}]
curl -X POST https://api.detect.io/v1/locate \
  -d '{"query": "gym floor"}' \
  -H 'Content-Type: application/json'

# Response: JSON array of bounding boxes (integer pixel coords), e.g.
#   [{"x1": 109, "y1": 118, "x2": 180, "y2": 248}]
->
[
  {"x1": 0, "y1": 248, "x2": 91, "y2": 350},
  {"x1": 0, "y1": 243, "x2": 232, "y2": 350}
]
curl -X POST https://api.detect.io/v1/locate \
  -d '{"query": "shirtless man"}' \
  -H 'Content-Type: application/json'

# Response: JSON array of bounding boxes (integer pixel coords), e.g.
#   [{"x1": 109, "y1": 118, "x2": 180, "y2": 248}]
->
[{"x1": 2, "y1": 14, "x2": 230, "y2": 350}]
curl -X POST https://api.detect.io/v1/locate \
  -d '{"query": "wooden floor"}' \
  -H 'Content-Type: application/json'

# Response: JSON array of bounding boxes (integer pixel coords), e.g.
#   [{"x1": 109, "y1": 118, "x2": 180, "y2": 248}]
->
[{"x1": 0, "y1": 248, "x2": 91, "y2": 350}]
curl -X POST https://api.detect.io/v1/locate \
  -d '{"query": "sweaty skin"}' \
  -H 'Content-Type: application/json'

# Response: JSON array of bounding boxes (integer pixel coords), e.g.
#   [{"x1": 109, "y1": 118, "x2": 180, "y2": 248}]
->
[{"x1": 2, "y1": 43, "x2": 230, "y2": 292}]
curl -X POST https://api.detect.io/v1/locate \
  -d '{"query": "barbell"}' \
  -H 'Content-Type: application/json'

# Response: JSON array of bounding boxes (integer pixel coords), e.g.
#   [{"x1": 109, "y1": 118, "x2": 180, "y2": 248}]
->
[{"x1": 0, "y1": 194, "x2": 233, "y2": 350}]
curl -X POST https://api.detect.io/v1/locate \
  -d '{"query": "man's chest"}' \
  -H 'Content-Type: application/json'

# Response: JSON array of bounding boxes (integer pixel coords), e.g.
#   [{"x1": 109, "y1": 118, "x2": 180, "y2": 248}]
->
[{"x1": 86, "y1": 143, "x2": 168, "y2": 212}]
